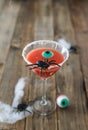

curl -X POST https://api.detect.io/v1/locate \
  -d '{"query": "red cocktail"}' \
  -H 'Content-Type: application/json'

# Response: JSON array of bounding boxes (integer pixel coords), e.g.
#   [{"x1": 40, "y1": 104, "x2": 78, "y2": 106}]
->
[
  {"x1": 22, "y1": 40, "x2": 69, "y2": 116},
  {"x1": 26, "y1": 48, "x2": 64, "y2": 78}
]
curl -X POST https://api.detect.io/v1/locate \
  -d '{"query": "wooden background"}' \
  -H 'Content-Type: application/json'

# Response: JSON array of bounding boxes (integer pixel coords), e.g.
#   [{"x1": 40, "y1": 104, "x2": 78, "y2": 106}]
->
[{"x1": 0, "y1": 0, "x2": 88, "y2": 130}]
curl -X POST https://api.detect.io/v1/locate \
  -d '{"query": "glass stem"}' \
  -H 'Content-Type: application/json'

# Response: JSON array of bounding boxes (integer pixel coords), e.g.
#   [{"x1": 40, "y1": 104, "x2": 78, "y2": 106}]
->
[{"x1": 41, "y1": 78, "x2": 47, "y2": 106}]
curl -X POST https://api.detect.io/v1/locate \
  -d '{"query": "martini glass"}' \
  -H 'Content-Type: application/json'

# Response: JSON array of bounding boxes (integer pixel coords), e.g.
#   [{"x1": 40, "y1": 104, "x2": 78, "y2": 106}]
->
[{"x1": 22, "y1": 40, "x2": 69, "y2": 116}]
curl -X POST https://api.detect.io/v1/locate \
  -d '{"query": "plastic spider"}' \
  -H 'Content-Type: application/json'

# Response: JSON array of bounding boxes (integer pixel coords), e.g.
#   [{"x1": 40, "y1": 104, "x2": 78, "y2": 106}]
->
[
  {"x1": 14, "y1": 99, "x2": 37, "y2": 115},
  {"x1": 14, "y1": 102, "x2": 33, "y2": 115},
  {"x1": 26, "y1": 58, "x2": 61, "y2": 76}
]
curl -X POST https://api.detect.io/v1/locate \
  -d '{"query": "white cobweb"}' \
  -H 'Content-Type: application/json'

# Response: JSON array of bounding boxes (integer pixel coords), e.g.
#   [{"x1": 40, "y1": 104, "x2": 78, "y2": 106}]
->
[
  {"x1": 57, "y1": 38, "x2": 77, "y2": 53},
  {"x1": 57, "y1": 38, "x2": 71, "y2": 50},
  {"x1": 0, "y1": 77, "x2": 33, "y2": 124}
]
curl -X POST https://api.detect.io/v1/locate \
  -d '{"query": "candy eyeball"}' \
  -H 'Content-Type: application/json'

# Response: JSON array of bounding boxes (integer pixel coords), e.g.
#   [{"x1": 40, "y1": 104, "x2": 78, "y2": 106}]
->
[
  {"x1": 56, "y1": 95, "x2": 69, "y2": 108},
  {"x1": 42, "y1": 50, "x2": 53, "y2": 58}
]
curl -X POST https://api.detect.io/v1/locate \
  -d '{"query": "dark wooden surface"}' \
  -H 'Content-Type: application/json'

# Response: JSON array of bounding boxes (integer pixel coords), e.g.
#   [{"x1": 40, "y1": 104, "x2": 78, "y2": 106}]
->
[{"x1": 0, "y1": 0, "x2": 88, "y2": 129}]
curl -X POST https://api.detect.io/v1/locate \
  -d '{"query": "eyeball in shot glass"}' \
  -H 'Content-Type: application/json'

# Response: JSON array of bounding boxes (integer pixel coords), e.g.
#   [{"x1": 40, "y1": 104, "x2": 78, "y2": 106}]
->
[{"x1": 56, "y1": 95, "x2": 69, "y2": 108}]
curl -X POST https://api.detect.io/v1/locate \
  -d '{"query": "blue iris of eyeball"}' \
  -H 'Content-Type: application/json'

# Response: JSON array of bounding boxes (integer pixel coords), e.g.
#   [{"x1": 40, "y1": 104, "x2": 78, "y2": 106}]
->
[
  {"x1": 56, "y1": 95, "x2": 69, "y2": 108},
  {"x1": 42, "y1": 50, "x2": 53, "y2": 58}
]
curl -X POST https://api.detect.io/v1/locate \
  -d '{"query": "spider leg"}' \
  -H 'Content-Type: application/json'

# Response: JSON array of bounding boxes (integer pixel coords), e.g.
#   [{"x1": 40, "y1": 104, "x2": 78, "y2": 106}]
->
[
  {"x1": 25, "y1": 109, "x2": 33, "y2": 114},
  {"x1": 28, "y1": 98, "x2": 37, "y2": 105},
  {"x1": 49, "y1": 60, "x2": 61, "y2": 67},
  {"x1": 29, "y1": 66, "x2": 39, "y2": 70},
  {"x1": 50, "y1": 62, "x2": 61, "y2": 67},
  {"x1": 26, "y1": 63, "x2": 38, "y2": 67},
  {"x1": 49, "y1": 60, "x2": 56, "y2": 63}
]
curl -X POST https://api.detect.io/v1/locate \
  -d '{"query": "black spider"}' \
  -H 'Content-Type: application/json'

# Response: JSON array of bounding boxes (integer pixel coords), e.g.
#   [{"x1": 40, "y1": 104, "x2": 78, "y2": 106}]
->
[
  {"x1": 69, "y1": 45, "x2": 79, "y2": 53},
  {"x1": 14, "y1": 103, "x2": 32, "y2": 114},
  {"x1": 26, "y1": 58, "x2": 61, "y2": 76}
]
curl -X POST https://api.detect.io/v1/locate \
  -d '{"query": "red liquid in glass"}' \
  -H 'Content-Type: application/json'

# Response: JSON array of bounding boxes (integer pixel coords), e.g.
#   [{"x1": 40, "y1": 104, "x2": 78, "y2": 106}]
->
[{"x1": 26, "y1": 48, "x2": 64, "y2": 78}]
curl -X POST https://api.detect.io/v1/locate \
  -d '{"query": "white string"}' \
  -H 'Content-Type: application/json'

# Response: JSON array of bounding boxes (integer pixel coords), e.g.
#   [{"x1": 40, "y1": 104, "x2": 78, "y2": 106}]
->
[
  {"x1": 0, "y1": 77, "x2": 33, "y2": 124},
  {"x1": 12, "y1": 77, "x2": 26, "y2": 107},
  {"x1": 57, "y1": 38, "x2": 71, "y2": 50}
]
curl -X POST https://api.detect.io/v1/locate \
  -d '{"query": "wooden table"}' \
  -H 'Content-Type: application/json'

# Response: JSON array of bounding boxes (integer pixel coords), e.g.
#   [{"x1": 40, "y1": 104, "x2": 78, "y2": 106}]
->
[{"x1": 0, "y1": 0, "x2": 88, "y2": 130}]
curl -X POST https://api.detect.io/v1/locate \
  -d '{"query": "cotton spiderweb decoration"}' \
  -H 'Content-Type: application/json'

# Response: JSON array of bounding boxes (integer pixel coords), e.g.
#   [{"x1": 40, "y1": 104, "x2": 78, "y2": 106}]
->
[
  {"x1": 58, "y1": 38, "x2": 78, "y2": 53},
  {"x1": 0, "y1": 77, "x2": 33, "y2": 124}
]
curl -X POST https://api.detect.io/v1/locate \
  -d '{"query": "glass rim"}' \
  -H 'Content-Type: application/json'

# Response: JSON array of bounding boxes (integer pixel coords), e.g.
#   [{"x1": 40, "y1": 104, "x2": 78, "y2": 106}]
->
[{"x1": 22, "y1": 40, "x2": 69, "y2": 66}]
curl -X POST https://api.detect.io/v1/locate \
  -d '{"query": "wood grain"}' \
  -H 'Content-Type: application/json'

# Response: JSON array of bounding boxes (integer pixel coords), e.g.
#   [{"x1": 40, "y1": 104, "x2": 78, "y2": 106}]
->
[
  {"x1": 26, "y1": 0, "x2": 57, "y2": 130},
  {"x1": 68, "y1": 0, "x2": 88, "y2": 99},
  {"x1": 0, "y1": 1, "x2": 21, "y2": 84},
  {"x1": 54, "y1": 0, "x2": 88, "y2": 130},
  {"x1": 0, "y1": 0, "x2": 88, "y2": 129},
  {"x1": 0, "y1": 0, "x2": 6, "y2": 13},
  {"x1": 0, "y1": 1, "x2": 21, "y2": 64},
  {"x1": 0, "y1": 0, "x2": 33, "y2": 129}
]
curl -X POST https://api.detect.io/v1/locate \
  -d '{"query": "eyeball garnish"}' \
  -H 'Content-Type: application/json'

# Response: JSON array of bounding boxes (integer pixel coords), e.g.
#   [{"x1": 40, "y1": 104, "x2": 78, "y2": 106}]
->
[
  {"x1": 42, "y1": 50, "x2": 53, "y2": 58},
  {"x1": 56, "y1": 95, "x2": 69, "y2": 108}
]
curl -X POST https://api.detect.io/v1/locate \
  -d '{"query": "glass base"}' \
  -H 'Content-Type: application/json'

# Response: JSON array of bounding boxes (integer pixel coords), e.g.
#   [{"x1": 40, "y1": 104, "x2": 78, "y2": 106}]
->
[{"x1": 33, "y1": 98, "x2": 56, "y2": 116}]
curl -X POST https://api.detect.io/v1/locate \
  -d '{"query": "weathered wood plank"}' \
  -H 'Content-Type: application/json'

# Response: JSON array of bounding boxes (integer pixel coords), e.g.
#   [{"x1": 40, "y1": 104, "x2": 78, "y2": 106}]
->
[
  {"x1": 0, "y1": 0, "x2": 88, "y2": 129},
  {"x1": 0, "y1": 0, "x2": 34, "y2": 128},
  {"x1": 53, "y1": 0, "x2": 88, "y2": 130},
  {"x1": 34, "y1": 0, "x2": 54, "y2": 40},
  {"x1": 11, "y1": 0, "x2": 35, "y2": 129},
  {"x1": 0, "y1": 1, "x2": 21, "y2": 85},
  {"x1": 53, "y1": 0, "x2": 75, "y2": 43},
  {"x1": 68, "y1": 0, "x2": 88, "y2": 99},
  {"x1": 0, "y1": 0, "x2": 7, "y2": 13},
  {"x1": 80, "y1": 0, "x2": 88, "y2": 99},
  {"x1": 0, "y1": 1, "x2": 21, "y2": 99},
  {"x1": 81, "y1": 0, "x2": 88, "y2": 23},
  {"x1": 26, "y1": 0, "x2": 57, "y2": 130},
  {"x1": 0, "y1": 1, "x2": 21, "y2": 64},
  {"x1": 0, "y1": 1, "x2": 21, "y2": 128}
]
